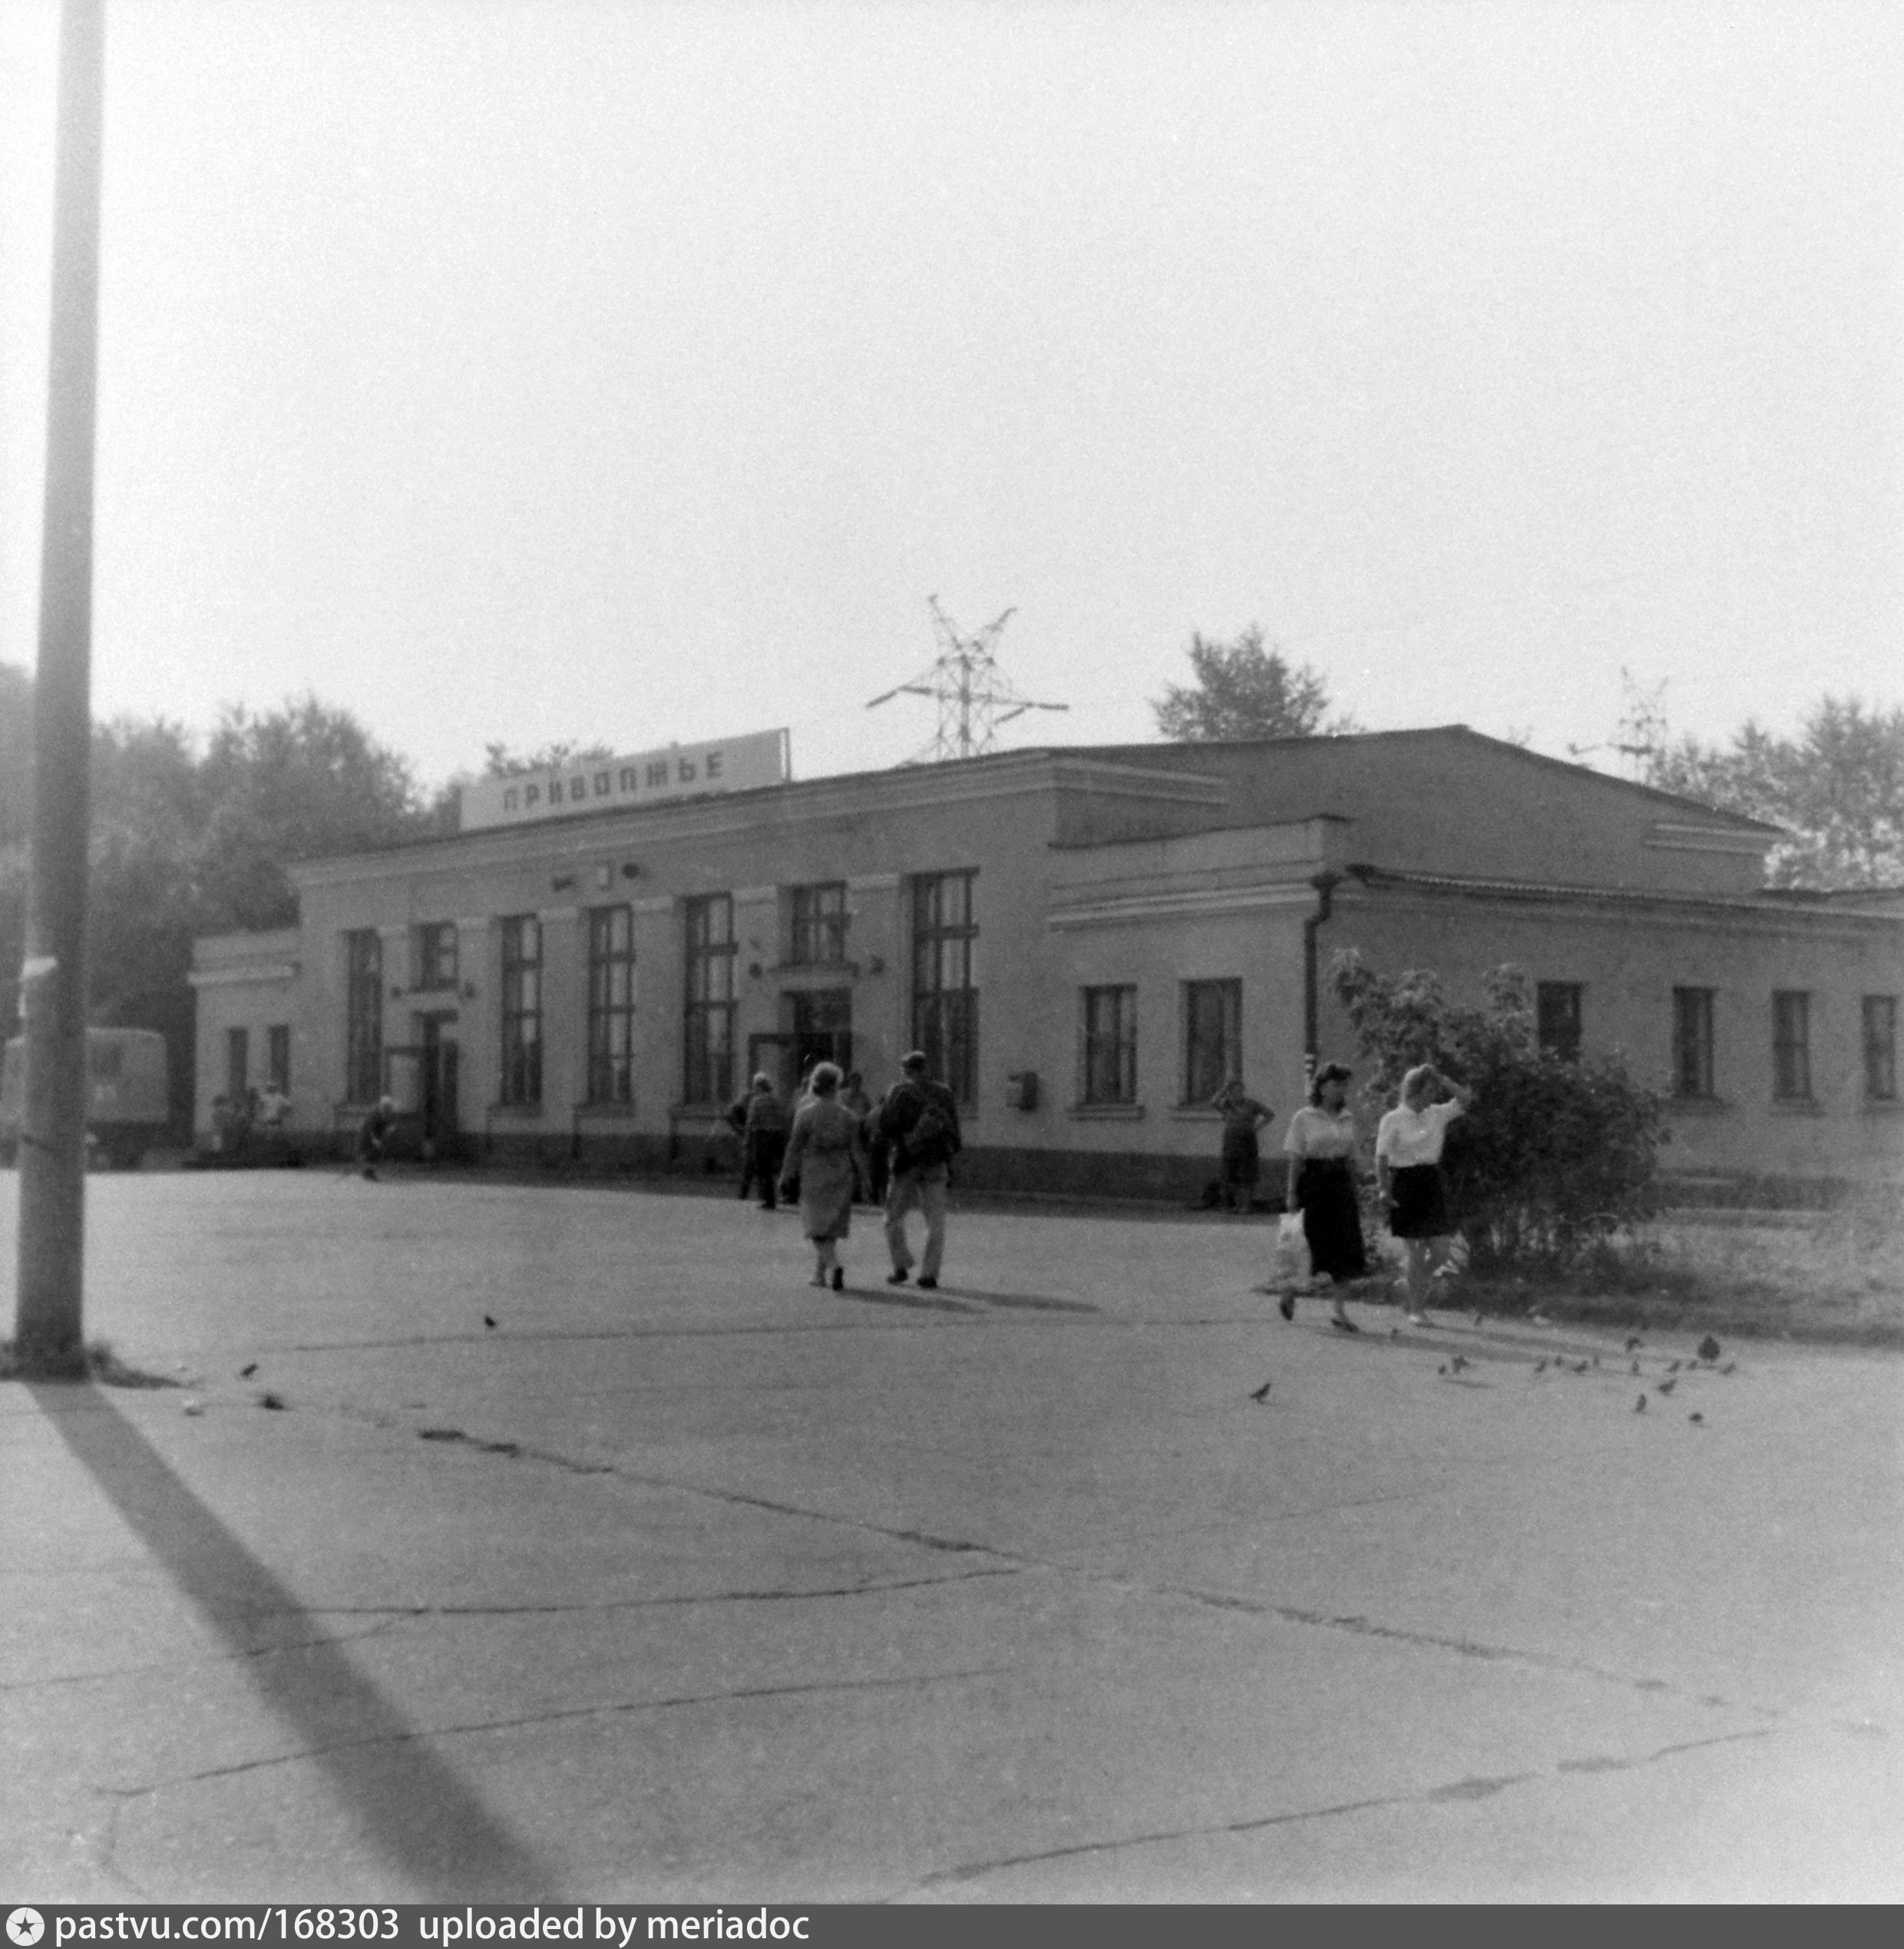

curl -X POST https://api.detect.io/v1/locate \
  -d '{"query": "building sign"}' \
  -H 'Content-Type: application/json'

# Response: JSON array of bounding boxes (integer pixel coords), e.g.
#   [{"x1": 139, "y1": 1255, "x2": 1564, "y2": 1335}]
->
[{"x1": 460, "y1": 729, "x2": 791, "y2": 833}]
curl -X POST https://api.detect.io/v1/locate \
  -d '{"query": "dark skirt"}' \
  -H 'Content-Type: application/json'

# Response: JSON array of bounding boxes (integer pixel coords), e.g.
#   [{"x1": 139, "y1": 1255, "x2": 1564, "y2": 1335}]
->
[
  {"x1": 1220, "y1": 1127, "x2": 1260, "y2": 1186},
  {"x1": 1296, "y1": 1157, "x2": 1368, "y2": 1280},
  {"x1": 1388, "y1": 1162, "x2": 1453, "y2": 1239}
]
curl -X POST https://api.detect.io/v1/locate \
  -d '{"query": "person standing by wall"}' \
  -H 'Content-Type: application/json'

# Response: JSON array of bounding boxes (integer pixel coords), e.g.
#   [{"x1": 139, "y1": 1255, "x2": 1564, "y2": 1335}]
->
[
  {"x1": 1375, "y1": 1064, "x2": 1475, "y2": 1325},
  {"x1": 878, "y1": 1050, "x2": 961, "y2": 1289},
  {"x1": 1211, "y1": 1077, "x2": 1272, "y2": 1214},
  {"x1": 1281, "y1": 1062, "x2": 1368, "y2": 1332},
  {"x1": 730, "y1": 1072, "x2": 790, "y2": 1210},
  {"x1": 779, "y1": 1061, "x2": 871, "y2": 1290}
]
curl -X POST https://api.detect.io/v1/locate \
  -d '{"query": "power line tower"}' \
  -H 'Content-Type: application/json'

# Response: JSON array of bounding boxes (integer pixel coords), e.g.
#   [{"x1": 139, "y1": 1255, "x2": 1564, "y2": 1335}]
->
[{"x1": 866, "y1": 596, "x2": 1069, "y2": 761}]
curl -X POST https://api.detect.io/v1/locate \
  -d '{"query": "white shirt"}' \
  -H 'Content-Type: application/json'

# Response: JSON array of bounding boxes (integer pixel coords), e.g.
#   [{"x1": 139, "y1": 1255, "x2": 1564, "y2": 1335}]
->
[
  {"x1": 1375, "y1": 1099, "x2": 1464, "y2": 1167},
  {"x1": 1283, "y1": 1106, "x2": 1357, "y2": 1160}
]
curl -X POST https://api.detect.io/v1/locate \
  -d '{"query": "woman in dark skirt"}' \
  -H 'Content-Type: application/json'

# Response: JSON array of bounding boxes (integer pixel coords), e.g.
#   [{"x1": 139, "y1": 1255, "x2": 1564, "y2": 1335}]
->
[
  {"x1": 1281, "y1": 1062, "x2": 1369, "y2": 1331},
  {"x1": 1375, "y1": 1064, "x2": 1475, "y2": 1324}
]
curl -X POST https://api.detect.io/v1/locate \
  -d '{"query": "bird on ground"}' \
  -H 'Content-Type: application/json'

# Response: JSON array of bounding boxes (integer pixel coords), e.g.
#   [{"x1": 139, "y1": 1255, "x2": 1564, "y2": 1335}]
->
[
  {"x1": 1720, "y1": 1362, "x2": 1737, "y2": 1375},
  {"x1": 1534, "y1": 1359, "x2": 1548, "y2": 1374},
  {"x1": 239, "y1": 1362, "x2": 258, "y2": 1378},
  {"x1": 1668, "y1": 1358, "x2": 1682, "y2": 1373},
  {"x1": 1635, "y1": 1394, "x2": 1647, "y2": 1413},
  {"x1": 1658, "y1": 1376, "x2": 1678, "y2": 1396},
  {"x1": 1449, "y1": 1354, "x2": 1471, "y2": 1373},
  {"x1": 1249, "y1": 1380, "x2": 1272, "y2": 1402},
  {"x1": 1689, "y1": 1412, "x2": 1704, "y2": 1424},
  {"x1": 484, "y1": 1315, "x2": 497, "y2": 1330},
  {"x1": 1438, "y1": 1364, "x2": 1449, "y2": 1376},
  {"x1": 259, "y1": 1392, "x2": 286, "y2": 1411},
  {"x1": 1625, "y1": 1335, "x2": 1645, "y2": 1352},
  {"x1": 1631, "y1": 1359, "x2": 1641, "y2": 1375},
  {"x1": 1572, "y1": 1359, "x2": 1591, "y2": 1375},
  {"x1": 1697, "y1": 1335, "x2": 1722, "y2": 1363}
]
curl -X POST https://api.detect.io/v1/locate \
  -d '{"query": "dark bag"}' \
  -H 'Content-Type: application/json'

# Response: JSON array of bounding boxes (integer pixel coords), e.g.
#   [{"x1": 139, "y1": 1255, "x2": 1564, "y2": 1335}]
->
[{"x1": 901, "y1": 1094, "x2": 959, "y2": 1172}]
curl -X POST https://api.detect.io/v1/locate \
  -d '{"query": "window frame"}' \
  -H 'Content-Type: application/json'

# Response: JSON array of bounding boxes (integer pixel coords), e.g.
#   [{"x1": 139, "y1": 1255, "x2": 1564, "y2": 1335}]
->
[
  {"x1": 1771, "y1": 989, "x2": 1812, "y2": 1102},
  {"x1": 1535, "y1": 981, "x2": 1584, "y2": 1061},
  {"x1": 1671, "y1": 986, "x2": 1717, "y2": 1100},
  {"x1": 1863, "y1": 994, "x2": 1899, "y2": 1103},
  {"x1": 498, "y1": 914, "x2": 544, "y2": 1107},
  {"x1": 1080, "y1": 984, "x2": 1139, "y2": 1106},
  {"x1": 266, "y1": 1024, "x2": 292, "y2": 1097},
  {"x1": 1182, "y1": 978, "x2": 1242, "y2": 1106},
  {"x1": 415, "y1": 922, "x2": 458, "y2": 991},
  {"x1": 344, "y1": 928, "x2": 382, "y2": 1104},
  {"x1": 911, "y1": 870, "x2": 978, "y2": 1105},
  {"x1": 586, "y1": 903, "x2": 636, "y2": 1106},
  {"x1": 788, "y1": 881, "x2": 849, "y2": 967},
  {"x1": 683, "y1": 892, "x2": 737, "y2": 1107},
  {"x1": 226, "y1": 1025, "x2": 250, "y2": 1099}
]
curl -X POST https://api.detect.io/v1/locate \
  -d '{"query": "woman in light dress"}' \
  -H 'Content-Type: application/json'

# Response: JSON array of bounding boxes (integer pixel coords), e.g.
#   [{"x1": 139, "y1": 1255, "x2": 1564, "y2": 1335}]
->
[
  {"x1": 1374, "y1": 1063, "x2": 1475, "y2": 1324},
  {"x1": 1281, "y1": 1061, "x2": 1370, "y2": 1332},
  {"x1": 778, "y1": 1061, "x2": 871, "y2": 1291}
]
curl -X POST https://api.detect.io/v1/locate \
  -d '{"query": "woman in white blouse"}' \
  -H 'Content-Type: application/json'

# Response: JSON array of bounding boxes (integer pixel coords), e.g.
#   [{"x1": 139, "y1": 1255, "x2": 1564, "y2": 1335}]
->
[
  {"x1": 1281, "y1": 1062, "x2": 1368, "y2": 1332},
  {"x1": 1374, "y1": 1063, "x2": 1475, "y2": 1324}
]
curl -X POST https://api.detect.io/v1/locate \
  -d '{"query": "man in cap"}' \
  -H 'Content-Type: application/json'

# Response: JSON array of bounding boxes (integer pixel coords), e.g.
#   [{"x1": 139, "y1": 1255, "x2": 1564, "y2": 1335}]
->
[{"x1": 876, "y1": 1051, "x2": 962, "y2": 1289}]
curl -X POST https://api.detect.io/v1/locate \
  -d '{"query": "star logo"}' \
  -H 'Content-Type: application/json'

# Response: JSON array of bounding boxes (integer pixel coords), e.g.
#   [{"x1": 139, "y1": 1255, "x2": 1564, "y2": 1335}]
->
[{"x1": 7, "y1": 1911, "x2": 46, "y2": 1948}]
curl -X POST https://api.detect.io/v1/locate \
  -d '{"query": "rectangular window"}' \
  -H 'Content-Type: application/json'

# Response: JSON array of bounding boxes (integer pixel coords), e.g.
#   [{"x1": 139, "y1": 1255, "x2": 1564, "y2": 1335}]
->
[
  {"x1": 1536, "y1": 981, "x2": 1584, "y2": 1061},
  {"x1": 266, "y1": 1024, "x2": 291, "y2": 1096},
  {"x1": 499, "y1": 915, "x2": 543, "y2": 1107},
  {"x1": 587, "y1": 904, "x2": 636, "y2": 1104},
  {"x1": 416, "y1": 922, "x2": 458, "y2": 991},
  {"x1": 1182, "y1": 978, "x2": 1241, "y2": 1104},
  {"x1": 788, "y1": 881, "x2": 848, "y2": 966},
  {"x1": 911, "y1": 870, "x2": 978, "y2": 1104},
  {"x1": 1772, "y1": 990, "x2": 1812, "y2": 1101},
  {"x1": 226, "y1": 1026, "x2": 249, "y2": 1098},
  {"x1": 1864, "y1": 995, "x2": 1898, "y2": 1102},
  {"x1": 345, "y1": 929, "x2": 382, "y2": 1102},
  {"x1": 1081, "y1": 985, "x2": 1138, "y2": 1105},
  {"x1": 1672, "y1": 987, "x2": 1716, "y2": 1100},
  {"x1": 683, "y1": 893, "x2": 736, "y2": 1105}
]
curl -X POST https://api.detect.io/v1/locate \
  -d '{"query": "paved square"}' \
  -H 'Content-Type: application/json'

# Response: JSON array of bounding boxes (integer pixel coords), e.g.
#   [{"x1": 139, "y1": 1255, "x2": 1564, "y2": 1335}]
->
[{"x1": 4, "y1": 1171, "x2": 1901, "y2": 1901}]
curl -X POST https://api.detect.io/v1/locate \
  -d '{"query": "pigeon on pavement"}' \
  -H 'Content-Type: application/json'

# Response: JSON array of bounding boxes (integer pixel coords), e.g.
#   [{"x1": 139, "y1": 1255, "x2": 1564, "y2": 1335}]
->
[
  {"x1": 259, "y1": 1391, "x2": 286, "y2": 1411},
  {"x1": 1688, "y1": 1412, "x2": 1704, "y2": 1424},
  {"x1": 1249, "y1": 1380, "x2": 1272, "y2": 1402},
  {"x1": 1720, "y1": 1362, "x2": 1737, "y2": 1375},
  {"x1": 484, "y1": 1315, "x2": 497, "y2": 1330},
  {"x1": 1625, "y1": 1335, "x2": 1645, "y2": 1352},
  {"x1": 1658, "y1": 1376, "x2": 1678, "y2": 1395},
  {"x1": 239, "y1": 1362, "x2": 258, "y2": 1378},
  {"x1": 1697, "y1": 1335, "x2": 1722, "y2": 1363},
  {"x1": 1635, "y1": 1394, "x2": 1647, "y2": 1413}
]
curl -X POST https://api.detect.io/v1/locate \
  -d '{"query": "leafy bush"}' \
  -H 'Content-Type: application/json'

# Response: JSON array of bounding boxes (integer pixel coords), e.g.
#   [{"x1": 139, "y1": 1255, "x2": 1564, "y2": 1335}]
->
[{"x1": 1328, "y1": 951, "x2": 1668, "y2": 1272}]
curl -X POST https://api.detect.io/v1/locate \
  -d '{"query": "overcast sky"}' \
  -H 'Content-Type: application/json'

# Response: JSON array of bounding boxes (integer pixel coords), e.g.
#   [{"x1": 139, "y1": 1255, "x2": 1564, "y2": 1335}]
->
[{"x1": 2, "y1": 0, "x2": 1899, "y2": 792}]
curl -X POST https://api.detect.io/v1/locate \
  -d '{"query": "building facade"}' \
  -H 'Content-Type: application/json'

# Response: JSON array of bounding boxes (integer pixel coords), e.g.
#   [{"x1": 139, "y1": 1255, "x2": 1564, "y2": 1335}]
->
[{"x1": 190, "y1": 729, "x2": 1904, "y2": 1202}]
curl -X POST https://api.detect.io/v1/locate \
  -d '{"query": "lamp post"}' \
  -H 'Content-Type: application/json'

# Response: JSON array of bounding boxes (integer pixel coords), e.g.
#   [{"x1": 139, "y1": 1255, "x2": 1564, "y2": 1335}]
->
[{"x1": 14, "y1": 0, "x2": 105, "y2": 1376}]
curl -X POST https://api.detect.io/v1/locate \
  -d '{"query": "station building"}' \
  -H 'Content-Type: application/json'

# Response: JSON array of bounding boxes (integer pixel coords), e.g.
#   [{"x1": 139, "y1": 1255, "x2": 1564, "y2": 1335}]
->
[{"x1": 190, "y1": 726, "x2": 1904, "y2": 1203}]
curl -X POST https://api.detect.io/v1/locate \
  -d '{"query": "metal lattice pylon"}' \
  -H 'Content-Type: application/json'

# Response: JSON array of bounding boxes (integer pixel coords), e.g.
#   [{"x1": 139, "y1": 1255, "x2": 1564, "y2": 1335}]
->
[{"x1": 866, "y1": 596, "x2": 1069, "y2": 762}]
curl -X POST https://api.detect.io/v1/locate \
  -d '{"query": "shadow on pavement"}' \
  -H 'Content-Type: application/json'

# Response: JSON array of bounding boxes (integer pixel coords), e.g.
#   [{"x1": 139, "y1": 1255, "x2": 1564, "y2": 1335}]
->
[{"x1": 31, "y1": 1383, "x2": 550, "y2": 1901}]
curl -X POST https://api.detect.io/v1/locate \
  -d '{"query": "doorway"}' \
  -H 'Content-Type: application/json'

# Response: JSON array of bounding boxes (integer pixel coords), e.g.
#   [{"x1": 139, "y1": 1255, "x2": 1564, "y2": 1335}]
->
[
  {"x1": 788, "y1": 989, "x2": 851, "y2": 1083},
  {"x1": 418, "y1": 1012, "x2": 460, "y2": 1160}
]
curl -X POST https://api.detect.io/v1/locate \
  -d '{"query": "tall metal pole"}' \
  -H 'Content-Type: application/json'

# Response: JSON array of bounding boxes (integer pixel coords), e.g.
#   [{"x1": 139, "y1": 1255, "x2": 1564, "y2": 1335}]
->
[{"x1": 15, "y1": 0, "x2": 105, "y2": 1377}]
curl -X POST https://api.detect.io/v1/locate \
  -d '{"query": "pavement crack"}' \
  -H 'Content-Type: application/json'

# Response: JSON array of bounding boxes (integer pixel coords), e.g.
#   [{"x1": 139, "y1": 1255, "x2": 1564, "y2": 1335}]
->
[{"x1": 126, "y1": 1666, "x2": 1003, "y2": 1795}]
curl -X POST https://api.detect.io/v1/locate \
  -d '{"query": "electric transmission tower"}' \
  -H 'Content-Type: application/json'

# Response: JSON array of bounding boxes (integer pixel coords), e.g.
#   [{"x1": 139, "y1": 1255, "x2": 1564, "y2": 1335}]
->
[{"x1": 866, "y1": 596, "x2": 1069, "y2": 762}]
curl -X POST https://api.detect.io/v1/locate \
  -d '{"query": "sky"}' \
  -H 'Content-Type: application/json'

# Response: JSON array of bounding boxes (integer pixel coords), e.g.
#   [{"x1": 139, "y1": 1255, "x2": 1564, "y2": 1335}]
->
[{"x1": 2, "y1": 0, "x2": 1899, "y2": 795}]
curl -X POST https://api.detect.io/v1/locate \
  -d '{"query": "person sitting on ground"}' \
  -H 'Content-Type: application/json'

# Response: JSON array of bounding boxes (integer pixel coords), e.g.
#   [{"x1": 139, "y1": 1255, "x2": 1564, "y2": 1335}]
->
[{"x1": 1374, "y1": 1063, "x2": 1475, "y2": 1325}]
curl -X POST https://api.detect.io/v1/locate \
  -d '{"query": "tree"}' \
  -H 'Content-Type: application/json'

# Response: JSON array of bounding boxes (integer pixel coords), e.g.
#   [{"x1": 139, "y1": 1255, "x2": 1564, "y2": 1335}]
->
[
  {"x1": 1329, "y1": 951, "x2": 1668, "y2": 1272},
  {"x1": 1639, "y1": 695, "x2": 1904, "y2": 891},
  {"x1": 194, "y1": 697, "x2": 431, "y2": 929},
  {"x1": 1152, "y1": 625, "x2": 1357, "y2": 742}
]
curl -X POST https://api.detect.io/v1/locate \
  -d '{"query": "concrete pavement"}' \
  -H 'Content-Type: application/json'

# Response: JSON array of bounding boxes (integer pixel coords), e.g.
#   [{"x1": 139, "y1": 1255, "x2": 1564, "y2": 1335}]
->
[{"x1": 3, "y1": 1170, "x2": 1901, "y2": 1901}]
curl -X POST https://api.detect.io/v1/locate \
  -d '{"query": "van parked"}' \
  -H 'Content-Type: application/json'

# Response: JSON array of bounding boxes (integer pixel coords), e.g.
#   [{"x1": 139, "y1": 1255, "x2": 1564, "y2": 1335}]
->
[{"x1": 0, "y1": 1027, "x2": 170, "y2": 1170}]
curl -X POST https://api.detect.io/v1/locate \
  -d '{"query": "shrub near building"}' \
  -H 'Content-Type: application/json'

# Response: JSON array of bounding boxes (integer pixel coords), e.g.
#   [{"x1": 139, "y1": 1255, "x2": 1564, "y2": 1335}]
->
[{"x1": 1329, "y1": 951, "x2": 1669, "y2": 1273}]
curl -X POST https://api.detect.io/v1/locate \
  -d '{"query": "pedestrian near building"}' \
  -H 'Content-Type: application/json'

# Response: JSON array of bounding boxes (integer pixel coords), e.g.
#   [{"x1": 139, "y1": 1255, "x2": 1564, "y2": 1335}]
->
[
  {"x1": 729, "y1": 1073, "x2": 790, "y2": 1209},
  {"x1": 357, "y1": 1095, "x2": 397, "y2": 1180},
  {"x1": 878, "y1": 1050, "x2": 962, "y2": 1289},
  {"x1": 778, "y1": 1062, "x2": 871, "y2": 1290},
  {"x1": 1211, "y1": 1077, "x2": 1272, "y2": 1214},
  {"x1": 1281, "y1": 1061, "x2": 1369, "y2": 1332},
  {"x1": 1375, "y1": 1064, "x2": 1475, "y2": 1324}
]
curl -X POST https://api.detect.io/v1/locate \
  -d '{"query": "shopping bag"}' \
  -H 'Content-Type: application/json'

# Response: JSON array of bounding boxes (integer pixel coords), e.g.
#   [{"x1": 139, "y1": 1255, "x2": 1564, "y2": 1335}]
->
[{"x1": 1271, "y1": 1211, "x2": 1312, "y2": 1289}]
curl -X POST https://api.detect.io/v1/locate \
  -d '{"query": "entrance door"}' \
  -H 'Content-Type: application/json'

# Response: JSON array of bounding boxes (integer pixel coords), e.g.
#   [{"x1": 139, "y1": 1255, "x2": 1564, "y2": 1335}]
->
[
  {"x1": 418, "y1": 1012, "x2": 460, "y2": 1160},
  {"x1": 745, "y1": 1033, "x2": 801, "y2": 1100},
  {"x1": 788, "y1": 989, "x2": 851, "y2": 1082}
]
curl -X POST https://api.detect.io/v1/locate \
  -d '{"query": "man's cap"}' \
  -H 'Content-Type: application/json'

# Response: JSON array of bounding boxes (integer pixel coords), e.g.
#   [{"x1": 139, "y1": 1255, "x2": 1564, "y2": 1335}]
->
[{"x1": 901, "y1": 1050, "x2": 927, "y2": 1071}]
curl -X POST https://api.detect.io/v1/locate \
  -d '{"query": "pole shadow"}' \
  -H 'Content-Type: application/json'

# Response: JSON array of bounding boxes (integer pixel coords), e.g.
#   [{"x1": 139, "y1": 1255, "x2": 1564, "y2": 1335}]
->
[{"x1": 31, "y1": 1382, "x2": 548, "y2": 1899}]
